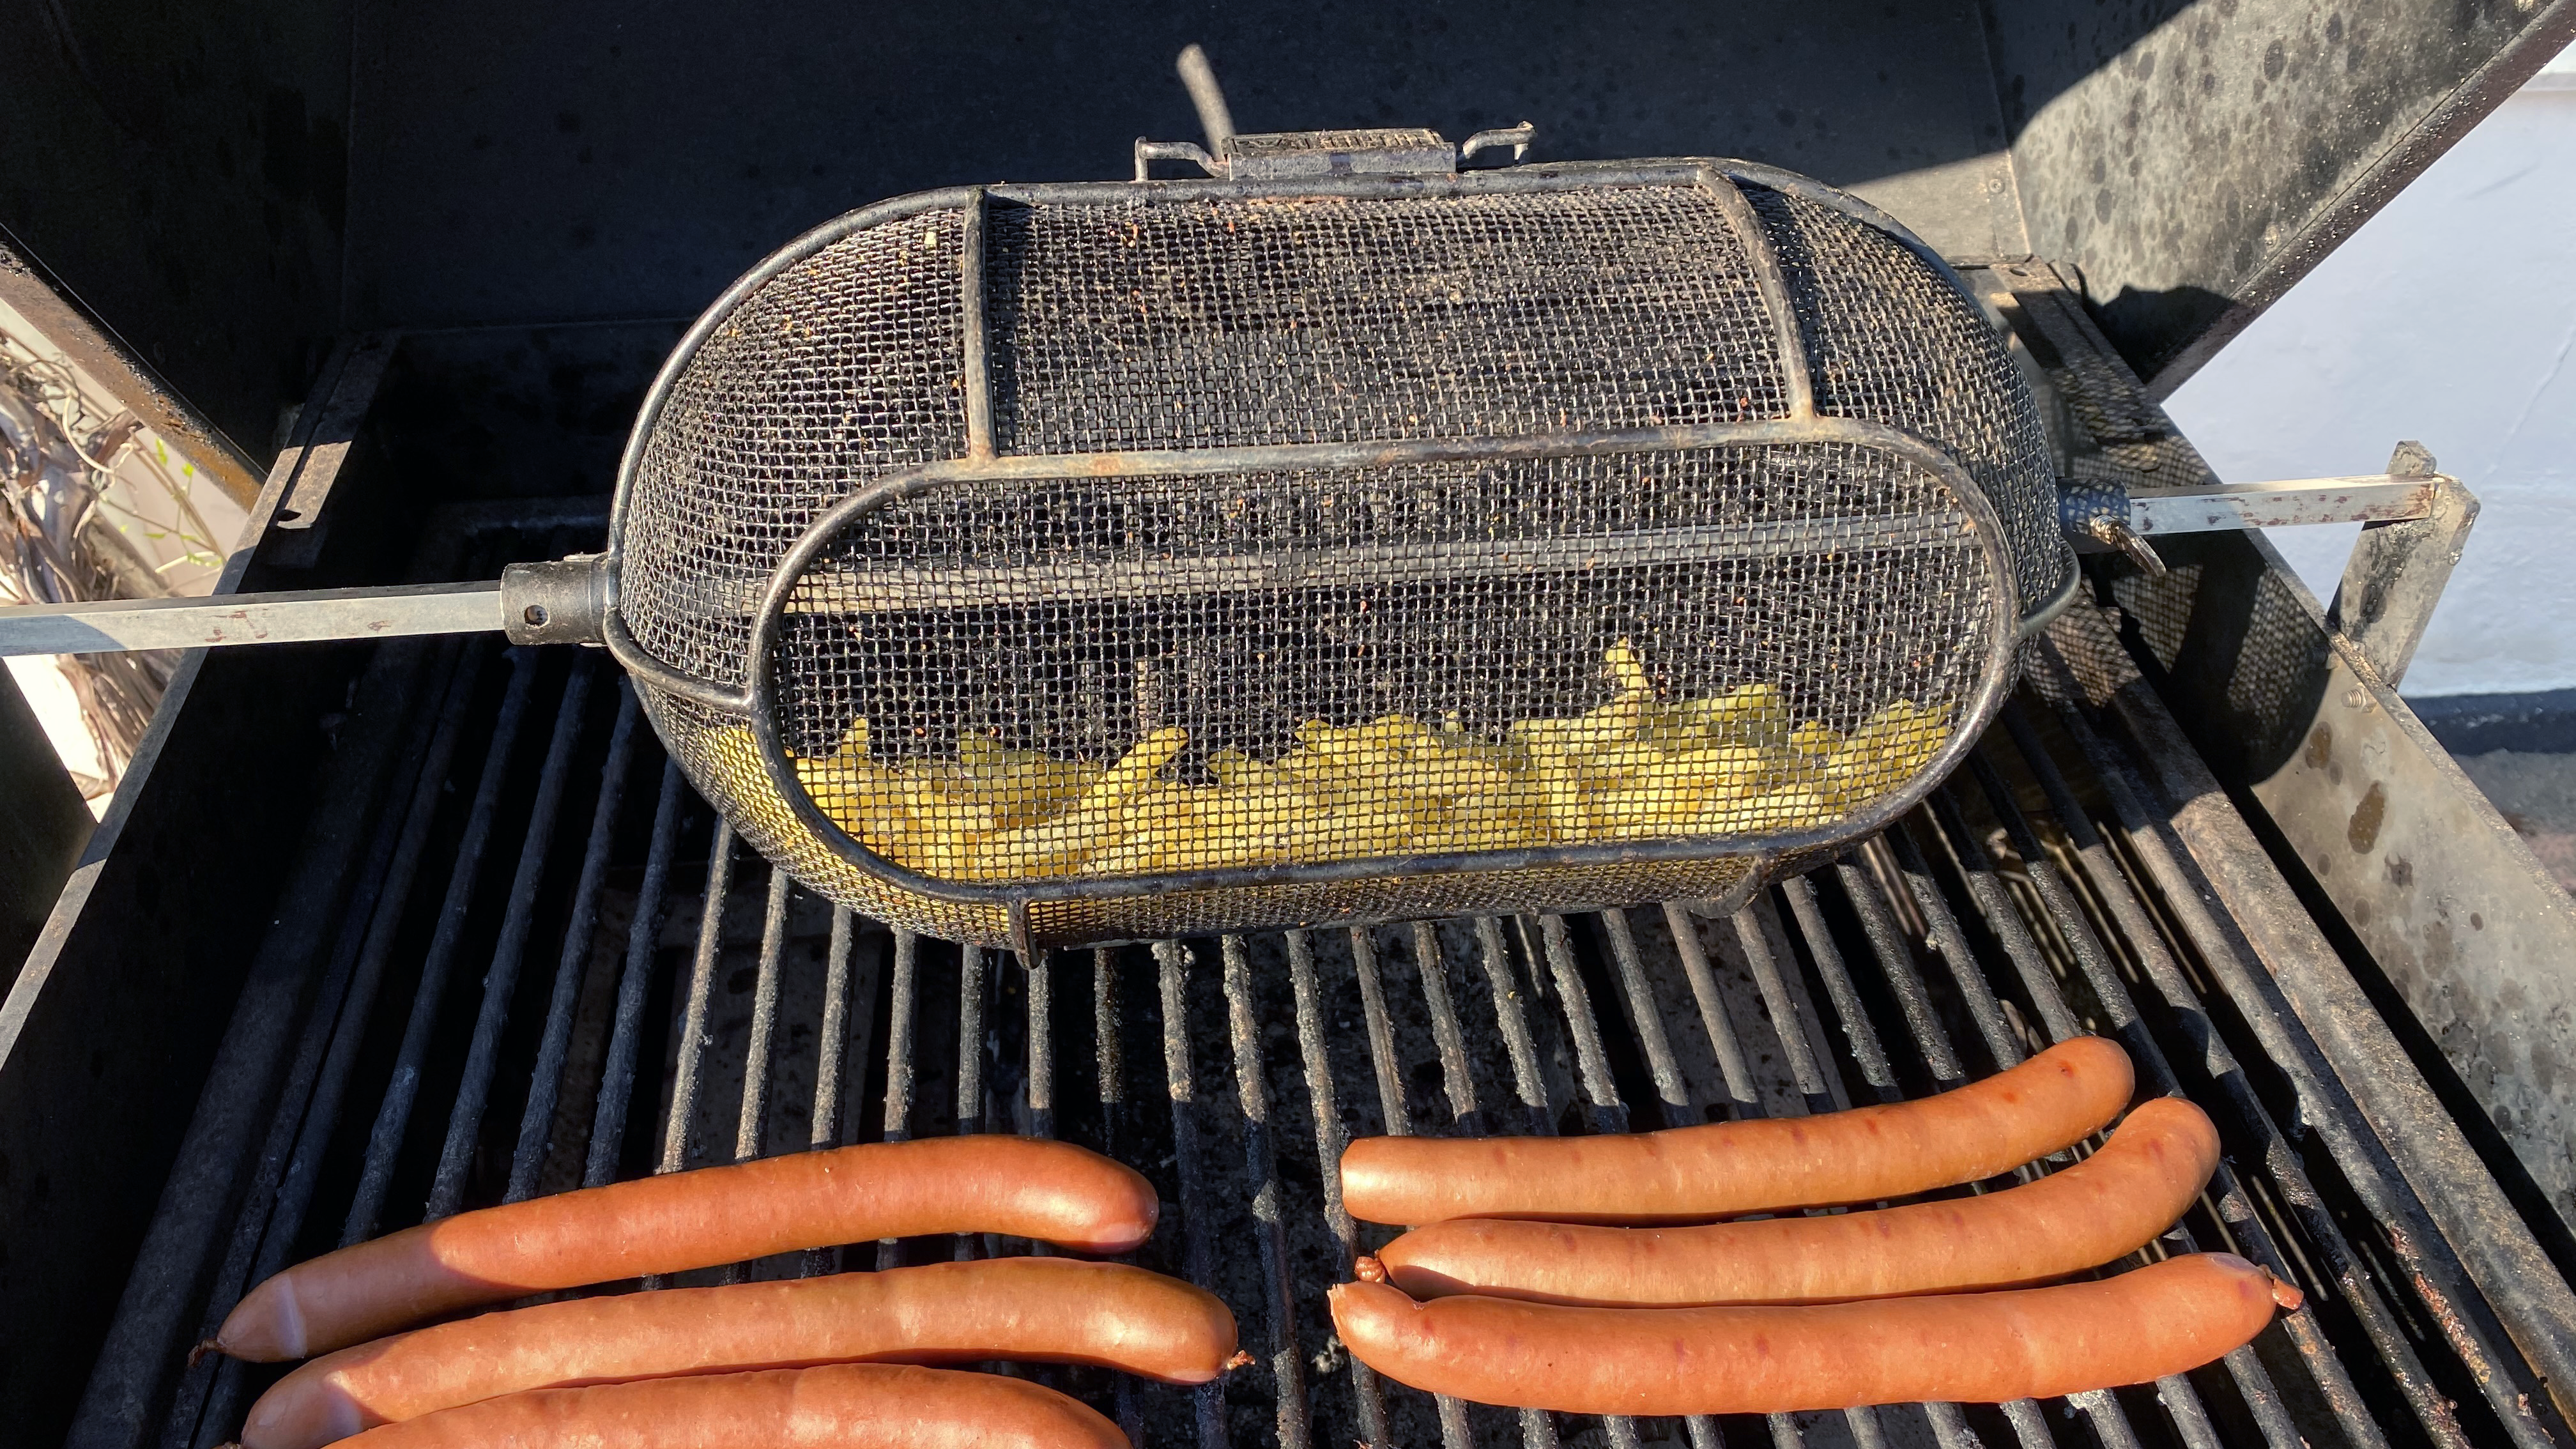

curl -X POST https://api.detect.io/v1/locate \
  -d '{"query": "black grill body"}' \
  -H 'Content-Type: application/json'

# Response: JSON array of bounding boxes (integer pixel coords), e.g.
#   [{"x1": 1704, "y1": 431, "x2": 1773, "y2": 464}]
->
[
  {"x1": 18, "y1": 285, "x2": 2575, "y2": 1449},
  {"x1": 8, "y1": 7, "x2": 2576, "y2": 1446}
]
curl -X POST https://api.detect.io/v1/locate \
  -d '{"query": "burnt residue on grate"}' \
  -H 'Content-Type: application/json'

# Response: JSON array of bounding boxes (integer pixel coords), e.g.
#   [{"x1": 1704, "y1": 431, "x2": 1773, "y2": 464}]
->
[{"x1": 141, "y1": 629, "x2": 2568, "y2": 1449}]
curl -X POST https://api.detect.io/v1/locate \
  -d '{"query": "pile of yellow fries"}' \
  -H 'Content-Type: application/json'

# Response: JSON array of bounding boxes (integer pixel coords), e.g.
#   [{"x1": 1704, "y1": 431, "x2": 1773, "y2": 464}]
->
[{"x1": 755, "y1": 641, "x2": 1949, "y2": 883}]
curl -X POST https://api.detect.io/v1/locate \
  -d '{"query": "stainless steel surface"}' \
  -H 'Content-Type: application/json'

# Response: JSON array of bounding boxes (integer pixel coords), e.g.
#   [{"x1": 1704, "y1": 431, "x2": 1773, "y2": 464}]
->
[
  {"x1": 0, "y1": 581, "x2": 504, "y2": 657},
  {"x1": 0, "y1": 236, "x2": 266, "y2": 510},
  {"x1": 2128, "y1": 475, "x2": 2445, "y2": 535}
]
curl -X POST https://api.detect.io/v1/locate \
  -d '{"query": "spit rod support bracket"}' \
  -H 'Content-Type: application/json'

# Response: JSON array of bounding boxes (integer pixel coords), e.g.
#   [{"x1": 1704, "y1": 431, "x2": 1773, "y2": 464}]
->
[{"x1": 2326, "y1": 441, "x2": 2478, "y2": 689}]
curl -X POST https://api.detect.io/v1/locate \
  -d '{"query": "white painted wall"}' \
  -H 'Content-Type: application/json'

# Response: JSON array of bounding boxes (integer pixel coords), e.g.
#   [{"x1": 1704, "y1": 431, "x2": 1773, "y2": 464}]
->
[{"x1": 2163, "y1": 42, "x2": 2576, "y2": 700}]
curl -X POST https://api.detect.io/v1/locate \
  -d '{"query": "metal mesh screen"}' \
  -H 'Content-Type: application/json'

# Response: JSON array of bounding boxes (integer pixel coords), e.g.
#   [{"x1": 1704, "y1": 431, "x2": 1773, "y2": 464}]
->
[
  {"x1": 985, "y1": 187, "x2": 1790, "y2": 451},
  {"x1": 623, "y1": 210, "x2": 970, "y2": 690},
  {"x1": 1743, "y1": 187, "x2": 2067, "y2": 615},
  {"x1": 663, "y1": 443, "x2": 1993, "y2": 942},
  {"x1": 615, "y1": 170, "x2": 2048, "y2": 943}
]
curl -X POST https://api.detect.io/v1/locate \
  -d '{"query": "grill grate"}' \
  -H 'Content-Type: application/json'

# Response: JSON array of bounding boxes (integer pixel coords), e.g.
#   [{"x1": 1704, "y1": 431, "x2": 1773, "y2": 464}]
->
[{"x1": 140, "y1": 622, "x2": 2566, "y2": 1449}]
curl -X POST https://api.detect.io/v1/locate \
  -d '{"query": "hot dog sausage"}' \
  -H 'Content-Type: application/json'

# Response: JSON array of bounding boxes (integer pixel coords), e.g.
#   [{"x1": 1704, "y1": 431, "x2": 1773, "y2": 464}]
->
[
  {"x1": 217, "y1": 1137, "x2": 1158, "y2": 1361},
  {"x1": 1374, "y1": 1096, "x2": 2218, "y2": 1306},
  {"x1": 241, "y1": 1259, "x2": 1234, "y2": 1449},
  {"x1": 1340, "y1": 1035, "x2": 2132, "y2": 1225},
  {"x1": 322, "y1": 1362, "x2": 1127, "y2": 1449},
  {"x1": 1328, "y1": 1252, "x2": 2300, "y2": 1415}
]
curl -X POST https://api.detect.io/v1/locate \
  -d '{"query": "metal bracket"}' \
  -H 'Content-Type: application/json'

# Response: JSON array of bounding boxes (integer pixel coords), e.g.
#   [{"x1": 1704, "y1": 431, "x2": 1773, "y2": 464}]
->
[
  {"x1": 500, "y1": 553, "x2": 612, "y2": 646},
  {"x1": 2326, "y1": 440, "x2": 2478, "y2": 689},
  {"x1": 1137, "y1": 127, "x2": 1461, "y2": 181},
  {"x1": 1137, "y1": 45, "x2": 1508, "y2": 181},
  {"x1": 2058, "y1": 457, "x2": 2166, "y2": 576},
  {"x1": 1460, "y1": 123, "x2": 1537, "y2": 167},
  {"x1": 262, "y1": 331, "x2": 401, "y2": 569}
]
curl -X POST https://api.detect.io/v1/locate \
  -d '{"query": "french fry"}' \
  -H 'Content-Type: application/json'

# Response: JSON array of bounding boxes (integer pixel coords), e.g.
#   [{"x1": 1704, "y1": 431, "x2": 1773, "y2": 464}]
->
[
  {"x1": 1383, "y1": 752, "x2": 1517, "y2": 799},
  {"x1": 1523, "y1": 745, "x2": 1595, "y2": 842},
  {"x1": 1590, "y1": 778, "x2": 1708, "y2": 834},
  {"x1": 1694, "y1": 787, "x2": 1837, "y2": 837},
  {"x1": 1641, "y1": 744, "x2": 1793, "y2": 801},
  {"x1": 1078, "y1": 783, "x2": 1202, "y2": 877},
  {"x1": 1426, "y1": 795, "x2": 1551, "y2": 853},
  {"x1": 728, "y1": 645, "x2": 1952, "y2": 889},
  {"x1": 1676, "y1": 684, "x2": 1790, "y2": 748},
  {"x1": 1087, "y1": 726, "x2": 1190, "y2": 806},
  {"x1": 1788, "y1": 719, "x2": 1843, "y2": 757},
  {"x1": 974, "y1": 804, "x2": 1126, "y2": 880},
  {"x1": 1512, "y1": 695, "x2": 1642, "y2": 757},
  {"x1": 1606, "y1": 638, "x2": 1653, "y2": 699},
  {"x1": 969, "y1": 727, "x2": 1191, "y2": 880},
  {"x1": 1821, "y1": 700, "x2": 1953, "y2": 802},
  {"x1": 1209, "y1": 747, "x2": 1292, "y2": 790}
]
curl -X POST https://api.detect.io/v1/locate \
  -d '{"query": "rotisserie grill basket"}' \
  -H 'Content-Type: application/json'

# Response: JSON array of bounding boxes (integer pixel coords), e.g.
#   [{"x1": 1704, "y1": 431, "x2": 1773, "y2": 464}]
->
[{"x1": 599, "y1": 157, "x2": 2074, "y2": 947}]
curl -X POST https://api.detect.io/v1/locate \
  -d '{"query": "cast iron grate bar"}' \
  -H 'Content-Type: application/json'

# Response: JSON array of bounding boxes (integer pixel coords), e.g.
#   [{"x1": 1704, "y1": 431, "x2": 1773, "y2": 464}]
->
[
  {"x1": 659, "y1": 822, "x2": 733, "y2": 1175},
  {"x1": 1819, "y1": 833, "x2": 2064, "y2": 1449},
  {"x1": 1595, "y1": 908, "x2": 1793, "y2": 1449},
  {"x1": 1991, "y1": 702, "x2": 2487, "y2": 1449},
  {"x1": 1744, "y1": 883, "x2": 1986, "y2": 1449},
  {"x1": 1155, "y1": 940, "x2": 1231, "y2": 1449},
  {"x1": 1984, "y1": 708, "x2": 2424, "y2": 1442},
  {"x1": 1704, "y1": 905, "x2": 1890, "y2": 1449},
  {"x1": 341, "y1": 647, "x2": 540, "y2": 1246},
  {"x1": 1371, "y1": 924, "x2": 1494, "y2": 1449},
  {"x1": 508, "y1": 680, "x2": 641, "y2": 1204},
  {"x1": 1222, "y1": 935, "x2": 1317, "y2": 1449},
  {"x1": 174, "y1": 640, "x2": 480, "y2": 1449},
  {"x1": 1094, "y1": 944, "x2": 1148, "y2": 1448},
  {"x1": 1286, "y1": 928, "x2": 1395, "y2": 1449},
  {"x1": 959, "y1": 944, "x2": 992, "y2": 1261},
  {"x1": 1529, "y1": 914, "x2": 1652, "y2": 1449},
  {"x1": 1958, "y1": 751, "x2": 2316, "y2": 1449},
  {"x1": 585, "y1": 758, "x2": 685, "y2": 1190},
  {"x1": 1455, "y1": 917, "x2": 1565, "y2": 1449},
  {"x1": 1917, "y1": 785, "x2": 2228, "y2": 1449},
  {"x1": 877, "y1": 928, "x2": 920, "y2": 1272},
  {"x1": 804, "y1": 905, "x2": 876, "y2": 1276},
  {"x1": 2028, "y1": 652, "x2": 2570, "y2": 1448},
  {"x1": 155, "y1": 640, "x2": 2576, "y2": 1449},
  {"x1": 427, "y1": 654, "x2": 594, "y2": 1221},
  {"x1": 737, "y1": 866, "x2": 792, "y2": 1163}
]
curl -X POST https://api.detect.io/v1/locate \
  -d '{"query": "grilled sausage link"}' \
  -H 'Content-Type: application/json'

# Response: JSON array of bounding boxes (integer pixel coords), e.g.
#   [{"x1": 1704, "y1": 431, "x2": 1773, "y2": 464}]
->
[
  {"x1": 325, "y1": 1362, "x2": 1128, "y2": 1449},
  {"x1": 1375, "y1": 1096, "x2": 2218, "y2": 1307},
  {"x1": 217, "y1": 1137, "x2": 1159, "y2": 1361},
  {"x1": 1340, "y1": 1035, "x2": 2133, "y2": 1225},
  {"x1": 1330, "y1": 1253, "x2": 2301, "y2": 1415},
  {"x1": 241, "y1": 1260, "x2": 1233, "y2": 1449}
]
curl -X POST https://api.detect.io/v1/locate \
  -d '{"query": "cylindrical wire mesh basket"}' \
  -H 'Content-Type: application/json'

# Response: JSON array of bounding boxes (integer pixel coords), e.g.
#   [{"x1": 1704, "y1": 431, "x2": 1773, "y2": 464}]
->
[{"x1": 602, "y1": 159, "x2": 2073, "y2": 947}]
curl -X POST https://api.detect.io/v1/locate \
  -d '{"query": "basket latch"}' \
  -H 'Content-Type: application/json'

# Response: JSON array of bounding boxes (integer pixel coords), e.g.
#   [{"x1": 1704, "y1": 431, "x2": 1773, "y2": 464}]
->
[{"x1": 1133, "y1": 45, "x2": 1531, "y2": 180}]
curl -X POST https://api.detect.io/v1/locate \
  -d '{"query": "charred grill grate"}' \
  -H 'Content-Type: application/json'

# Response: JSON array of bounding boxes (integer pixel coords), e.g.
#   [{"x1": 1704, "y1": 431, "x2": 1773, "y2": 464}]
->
[{"x1": 107, "y1": 580, "x2": 2570, "y2": 1449}]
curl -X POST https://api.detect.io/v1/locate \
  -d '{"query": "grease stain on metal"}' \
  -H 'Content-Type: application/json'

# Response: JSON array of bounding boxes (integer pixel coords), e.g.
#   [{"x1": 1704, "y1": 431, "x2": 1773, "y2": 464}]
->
[{"x1": 2348, "y1": 781, "x2": 2386, "y2": 853}]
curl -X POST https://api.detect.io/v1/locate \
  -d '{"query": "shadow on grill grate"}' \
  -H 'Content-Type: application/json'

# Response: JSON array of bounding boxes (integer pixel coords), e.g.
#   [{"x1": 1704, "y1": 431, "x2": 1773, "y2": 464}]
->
[{"x1": 155, "y1": 625, "x2": 2549, "y2": 1449}]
